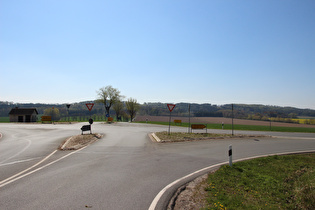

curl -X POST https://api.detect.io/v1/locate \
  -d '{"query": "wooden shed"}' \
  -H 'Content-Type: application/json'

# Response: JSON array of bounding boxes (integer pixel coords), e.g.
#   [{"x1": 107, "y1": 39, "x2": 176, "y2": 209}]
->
[{"x1": 9, "y1": 108, "x2": 38, "y2": 122}]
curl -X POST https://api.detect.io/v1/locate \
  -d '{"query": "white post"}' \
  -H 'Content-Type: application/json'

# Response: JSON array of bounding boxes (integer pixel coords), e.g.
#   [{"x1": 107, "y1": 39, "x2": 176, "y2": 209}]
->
[{"x1": 229, "y1": 145, "x2": 232, "y2": 167}]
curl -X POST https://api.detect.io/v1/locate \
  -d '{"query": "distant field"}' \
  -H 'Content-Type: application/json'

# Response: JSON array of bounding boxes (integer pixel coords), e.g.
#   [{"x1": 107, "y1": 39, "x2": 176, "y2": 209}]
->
[
  {"x1": 298, "y1": 116, "x2": 315, "y2": 119},
  {"x1": 0, "y1": 117, "x2": 9, "y2": 122},
  {"x1": 137, "y1": 121, "x2": 315, "y2": 133},
  {"x1": 293, "y1": 118, "x2": 315, "y2": 124},
  {"x1": 135, "y1": 116, "x2": 315, "y2": 128},
  {"x1": 136, "y1": 116, "x2": 315, "y2": 133}
]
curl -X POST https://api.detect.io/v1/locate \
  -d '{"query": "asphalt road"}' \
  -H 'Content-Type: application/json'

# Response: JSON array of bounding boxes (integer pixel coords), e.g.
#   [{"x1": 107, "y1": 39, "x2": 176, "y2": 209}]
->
[{"x1": 0, "y1": 122, "x2": 315, "y2": 210}]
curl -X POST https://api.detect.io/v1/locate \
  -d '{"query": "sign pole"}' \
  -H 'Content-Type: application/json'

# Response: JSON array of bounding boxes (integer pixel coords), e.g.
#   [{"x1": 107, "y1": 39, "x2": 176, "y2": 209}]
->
[
  {"x1": 167, "y1": 104, "x2": 176, "y2": 135},
  {"x1": 86, "y1": 103, "x2": 94, "y2": 134},
  {"x1": 188, "y1": 104, "x2": 191, "y2": 134},
  {"x1": 66, "y1": 104, "x2": 71, "y2": 123},
  {"x1": 168, "y1": 111, "x2": 171, "y2": 135},
  {"x1": 232, "y1": 104, "x2": 234, "y2": 136}
]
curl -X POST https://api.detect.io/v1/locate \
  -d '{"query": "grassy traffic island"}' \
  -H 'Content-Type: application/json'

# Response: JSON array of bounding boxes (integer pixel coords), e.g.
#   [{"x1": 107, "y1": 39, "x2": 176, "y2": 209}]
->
[
  {"x1": 173, "y1": 153, "x2": 315, "y2": 210},
  {"x1": 59, "y1": 133, "x2": 103, "y2": 150},
  {"x1": 153, "y1": 132, "x2": 266, "y2": 143}
]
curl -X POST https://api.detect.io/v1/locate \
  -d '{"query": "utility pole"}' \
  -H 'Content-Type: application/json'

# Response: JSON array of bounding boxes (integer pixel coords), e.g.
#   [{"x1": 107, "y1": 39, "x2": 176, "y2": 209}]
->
[
  {"x1": 232, "y1": 104, "x2": 234, "y2": 136},
  {"x1": 188, "y1": 104, "x2": 191, "y2": 134}
]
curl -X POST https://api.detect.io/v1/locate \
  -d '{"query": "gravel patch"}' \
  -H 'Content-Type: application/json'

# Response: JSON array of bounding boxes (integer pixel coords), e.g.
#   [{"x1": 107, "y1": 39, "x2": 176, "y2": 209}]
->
[
  {"x1": 154, "y1": 131, "x2": 267, "y2": 143},
  {"x1": 168, "y1": 174, "x2": 209, "y2": 210},
  {"x1": 59, "y1": 133, "x2": 103, "y2": 150}
]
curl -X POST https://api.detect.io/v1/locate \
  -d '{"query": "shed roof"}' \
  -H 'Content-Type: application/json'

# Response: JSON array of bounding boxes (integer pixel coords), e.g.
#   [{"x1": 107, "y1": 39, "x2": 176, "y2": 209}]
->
[{"x1": 9, "y1": 108, "x2": 38, "y2": 115}]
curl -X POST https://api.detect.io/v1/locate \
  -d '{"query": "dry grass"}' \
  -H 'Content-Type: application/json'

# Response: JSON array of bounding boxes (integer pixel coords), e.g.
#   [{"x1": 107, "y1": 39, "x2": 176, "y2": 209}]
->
[
  {"x1": 155, "y1": 131, "x2": 264, "y2": 142},
  {"x1": 59, "y1": 133, "x2": 103, "y2": 150}
]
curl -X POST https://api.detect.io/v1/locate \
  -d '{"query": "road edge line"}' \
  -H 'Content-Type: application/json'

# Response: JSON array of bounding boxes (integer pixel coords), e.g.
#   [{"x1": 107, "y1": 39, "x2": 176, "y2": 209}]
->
[
  {"x1": 148, "y1": 149, "x2": 315, "y2": 210},
  {"x1": 0, "y1": 150, "x2": 58, "y2": 185},
  {"x1": 0, "y1": 146, "x2": 89, "y2": 188}
]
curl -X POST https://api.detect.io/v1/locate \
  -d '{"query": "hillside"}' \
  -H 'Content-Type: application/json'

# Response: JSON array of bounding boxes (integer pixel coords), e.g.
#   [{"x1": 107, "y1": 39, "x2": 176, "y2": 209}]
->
[{"x1": 1, "y1": 101, "x2": 315, "y2": 123}]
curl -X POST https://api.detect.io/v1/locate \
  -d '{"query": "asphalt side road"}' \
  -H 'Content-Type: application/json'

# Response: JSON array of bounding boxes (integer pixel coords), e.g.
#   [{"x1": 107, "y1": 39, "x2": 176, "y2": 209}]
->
[{"x1": 0, "y1": 122, "x2": 314, "y2": 210}]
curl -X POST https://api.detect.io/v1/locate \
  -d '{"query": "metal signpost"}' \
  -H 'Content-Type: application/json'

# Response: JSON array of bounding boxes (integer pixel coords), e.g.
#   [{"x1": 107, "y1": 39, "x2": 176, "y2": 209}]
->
[
  {"x1": 188, "y1": 104, "x2": 191, "y2": 133},
  {"x1": 86, "y1": 103, "x2": 94, "y2": 111},
  {"x1": 232, "y1": 104, "x2": 234, "y2": 136},
  {"x1": 66, "y1": 104, "x2": 71, "y2": 123},
  {"x1": 86, "y1": 103, "x2": 94, "y2": 134},
  {"x1": 167, "y1": 104, "x2": 176, "y2": 135}
]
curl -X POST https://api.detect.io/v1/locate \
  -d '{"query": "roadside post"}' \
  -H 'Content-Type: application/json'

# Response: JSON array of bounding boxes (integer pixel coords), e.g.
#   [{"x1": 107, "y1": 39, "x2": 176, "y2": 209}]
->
[
  {"x1": 89, "y1": 118, "x2": 93, "y2": 134},
  {"x1": 229, "y1": 145, "x2": 232, "y2": 167},
  {"x1": 222, "y1": 122, "x2": 224, "y2": 130},
  {"x1": 167, "y1": 104, "x2": 176, "y2": 135}
]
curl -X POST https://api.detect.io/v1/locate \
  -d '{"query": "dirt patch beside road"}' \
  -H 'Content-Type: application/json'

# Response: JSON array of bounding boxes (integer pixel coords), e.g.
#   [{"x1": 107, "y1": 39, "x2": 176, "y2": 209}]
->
[
  {"x1": 59, "y1": 134, "x2": 103, "y2": 150},
  {"x1": 153, "y1": 132, "x2": 266, "y2": 143},
  {"x1": 168, "y1": 174, "x2": 209, "y2": 210}
]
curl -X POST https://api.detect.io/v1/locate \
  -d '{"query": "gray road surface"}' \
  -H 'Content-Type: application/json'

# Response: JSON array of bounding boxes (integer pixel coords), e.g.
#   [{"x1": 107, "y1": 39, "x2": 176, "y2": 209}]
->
[{"x1": 0, "y1": 122, "x2": 314, "y2": 210}]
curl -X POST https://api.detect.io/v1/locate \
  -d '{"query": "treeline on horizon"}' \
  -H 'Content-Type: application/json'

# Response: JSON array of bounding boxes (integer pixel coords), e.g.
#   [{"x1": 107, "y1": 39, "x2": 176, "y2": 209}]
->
[{"x1": 1, "y1": 101, "x2": 315, "y2": 122}]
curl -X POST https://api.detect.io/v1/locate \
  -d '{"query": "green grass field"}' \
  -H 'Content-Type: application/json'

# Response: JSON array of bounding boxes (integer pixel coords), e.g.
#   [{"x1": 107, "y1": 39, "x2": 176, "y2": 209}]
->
[
  {"x1": 204, "y1": 153, "x2": 315, "y2": 209},
  {"x1": 0, "y1": 117, "x2": 9, "y2": 122},
  {"x1": 136, "y1": 121, "x2": 315, "y2": 133}
]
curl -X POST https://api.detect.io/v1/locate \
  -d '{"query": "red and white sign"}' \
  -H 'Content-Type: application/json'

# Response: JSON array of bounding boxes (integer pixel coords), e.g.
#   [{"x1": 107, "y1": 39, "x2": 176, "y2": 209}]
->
[
  {"x1": 86, "y1": 103, "x2": 94, "y2": 111},
  {"x1": 167, "y1": 104, "x2": 176, "y2": 112}
]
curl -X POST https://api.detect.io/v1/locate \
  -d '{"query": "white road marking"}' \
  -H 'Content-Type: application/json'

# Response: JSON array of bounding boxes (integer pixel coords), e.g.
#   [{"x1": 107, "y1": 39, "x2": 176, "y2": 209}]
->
[
  {"x1": 0, "y1": 146, "x2": 88, "y2": 188},
  {"x1": 0, "y1": 150, "x2": 57, "y2": 186},
  {"x1": 0, "y1": 139, "x2": 32, "y2": 164},
  {"x1": 0, "y1": 157, "x2": 41, "y2": 167},
  {"x1": 148, "y1": 149, "x2": 315, "y2": 210}
]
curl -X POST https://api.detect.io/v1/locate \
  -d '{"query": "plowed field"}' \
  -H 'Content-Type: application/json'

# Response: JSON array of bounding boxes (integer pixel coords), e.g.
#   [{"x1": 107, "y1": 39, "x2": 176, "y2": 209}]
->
[{"x1": 135, "y1": 116, "x2": 315, "y2": 128}]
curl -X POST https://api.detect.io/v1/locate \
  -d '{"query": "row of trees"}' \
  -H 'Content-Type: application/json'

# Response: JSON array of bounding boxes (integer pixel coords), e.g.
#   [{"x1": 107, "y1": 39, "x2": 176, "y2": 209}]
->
[
  {"x1": 40, "y1": 85, "x2": 140, "y2": 122},
  {"x1": 95, "y1": 85, "x2": 140, "y2": 122}
]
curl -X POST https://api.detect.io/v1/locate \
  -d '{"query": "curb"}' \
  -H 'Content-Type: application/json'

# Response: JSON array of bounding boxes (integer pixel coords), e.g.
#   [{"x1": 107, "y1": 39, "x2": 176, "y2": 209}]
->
[
  {"x1": 272, "y1": 136, "x2": 315, "y2": 140},
  {"x1": 149, "y1": 150, "x2": 315, "y2": 210},
  {"x1": 149, "y1": 133, "x2": 161, "y2": 142},
  {"x1": 60, "y1": 136, "x2": 73, "y2": 150}
]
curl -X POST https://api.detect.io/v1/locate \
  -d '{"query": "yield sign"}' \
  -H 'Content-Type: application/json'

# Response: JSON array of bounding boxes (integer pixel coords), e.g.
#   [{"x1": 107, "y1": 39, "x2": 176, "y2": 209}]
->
[
  {"x1": 86, "y1": 103, "x2": 94, "y2": 111},
  {"x1": 167, "y1": 104, "x2": 176, "y2": 112}
]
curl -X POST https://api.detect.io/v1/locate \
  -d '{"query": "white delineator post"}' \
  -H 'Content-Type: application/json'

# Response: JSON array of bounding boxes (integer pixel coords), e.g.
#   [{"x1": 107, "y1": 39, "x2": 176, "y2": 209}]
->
[{"x1": 229, "y1": 145, "x2": 232, "y2": 167}]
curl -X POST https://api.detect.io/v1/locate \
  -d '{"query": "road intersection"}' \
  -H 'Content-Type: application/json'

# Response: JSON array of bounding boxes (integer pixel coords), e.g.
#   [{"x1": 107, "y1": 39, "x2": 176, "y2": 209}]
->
[{"x1": 1, "y1": 122, "x2": 314, "y2": 209}]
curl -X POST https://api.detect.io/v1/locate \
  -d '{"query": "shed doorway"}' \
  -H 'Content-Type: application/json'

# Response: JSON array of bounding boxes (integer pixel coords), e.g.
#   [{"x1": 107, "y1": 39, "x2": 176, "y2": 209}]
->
[{"x1": 18, "y1": 116, "x2": 23, "y2": 122}]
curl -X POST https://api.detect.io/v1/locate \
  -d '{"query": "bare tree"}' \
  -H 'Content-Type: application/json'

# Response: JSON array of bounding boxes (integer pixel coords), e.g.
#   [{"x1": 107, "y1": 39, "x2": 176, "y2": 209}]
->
[
  {"x1": 113, "y1": 100, "x2": 124, "y2": 121},
  {"x1": 95, "y1": 86, "x2": 123, "y2": 119},
  {"x1": 125, "y1": 98, "x2": 140, "y2": 122}
]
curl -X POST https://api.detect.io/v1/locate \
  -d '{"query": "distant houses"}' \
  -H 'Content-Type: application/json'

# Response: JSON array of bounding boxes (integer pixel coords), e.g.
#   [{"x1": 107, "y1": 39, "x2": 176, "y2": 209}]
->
[{"x1": 9, "y1": 107, "x2": 38, "y2": 122}]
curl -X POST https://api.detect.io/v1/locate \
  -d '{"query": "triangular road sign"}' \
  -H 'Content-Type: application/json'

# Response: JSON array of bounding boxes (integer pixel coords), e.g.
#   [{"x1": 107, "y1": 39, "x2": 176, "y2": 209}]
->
[
  {"x1": 167, "y1": 104, "x2": 176, "y2": 112},
  {"x1": 86, "y1": 103, "x2": 94, "y2": 111}
]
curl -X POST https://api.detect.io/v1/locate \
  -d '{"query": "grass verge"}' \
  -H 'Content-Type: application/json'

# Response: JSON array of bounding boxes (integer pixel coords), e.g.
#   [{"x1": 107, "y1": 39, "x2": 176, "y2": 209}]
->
[
  {"x1": 137, "y1": 121, "x2": 315, "y2": 133},
  {"x1": 203, "y1": 153, "x2": 315, "y2": 210}
]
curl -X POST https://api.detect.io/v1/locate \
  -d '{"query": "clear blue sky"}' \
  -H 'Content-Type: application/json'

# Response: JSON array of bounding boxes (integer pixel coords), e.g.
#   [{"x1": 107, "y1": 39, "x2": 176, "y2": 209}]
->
[{"x1": 1, "y1": 0, "x2": 315, "y2": 109}]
